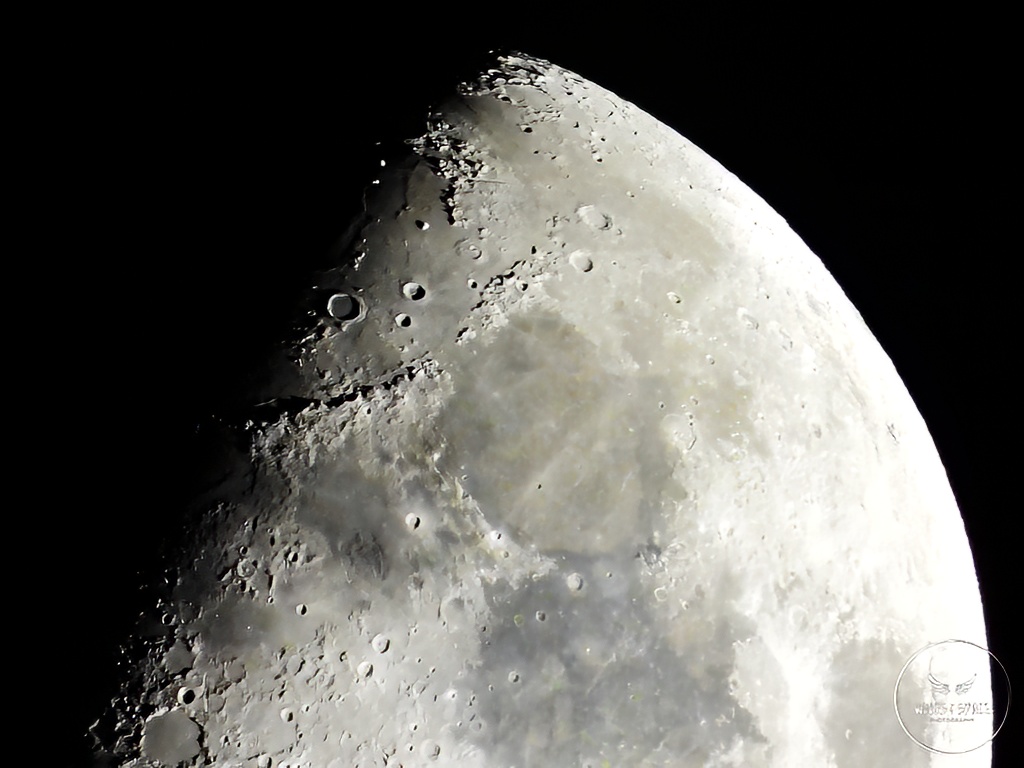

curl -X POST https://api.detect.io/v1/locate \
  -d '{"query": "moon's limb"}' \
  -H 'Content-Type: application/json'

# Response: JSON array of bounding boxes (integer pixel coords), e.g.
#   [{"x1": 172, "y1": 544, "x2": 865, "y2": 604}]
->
[{"x1": 91, "y1": 54, "x2": 987, "y2": 768}]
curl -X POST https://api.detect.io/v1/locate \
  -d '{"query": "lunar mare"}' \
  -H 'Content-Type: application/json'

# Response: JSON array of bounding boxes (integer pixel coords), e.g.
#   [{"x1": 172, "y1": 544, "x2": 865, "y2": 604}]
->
[{"x1": 92, "y1": 55, "x2": 989, "y2": 766}]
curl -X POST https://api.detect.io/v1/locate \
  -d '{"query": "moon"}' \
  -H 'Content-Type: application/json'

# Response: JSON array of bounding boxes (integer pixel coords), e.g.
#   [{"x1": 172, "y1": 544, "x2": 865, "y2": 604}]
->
[{"x1": 83, "y1": 53, "x2": 995, "y2": 767}]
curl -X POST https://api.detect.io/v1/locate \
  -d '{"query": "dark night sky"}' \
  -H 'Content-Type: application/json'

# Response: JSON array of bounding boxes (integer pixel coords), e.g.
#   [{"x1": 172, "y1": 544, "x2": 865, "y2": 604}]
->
[{"x1": 53, "y1": 14, "x2": 1016, "y2": 765}]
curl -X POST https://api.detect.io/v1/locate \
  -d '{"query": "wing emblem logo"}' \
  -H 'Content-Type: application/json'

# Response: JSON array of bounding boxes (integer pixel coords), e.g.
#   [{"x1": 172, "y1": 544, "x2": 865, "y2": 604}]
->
[{"x1": 927, "y1": 672, "x2": 976, "y2": 696}]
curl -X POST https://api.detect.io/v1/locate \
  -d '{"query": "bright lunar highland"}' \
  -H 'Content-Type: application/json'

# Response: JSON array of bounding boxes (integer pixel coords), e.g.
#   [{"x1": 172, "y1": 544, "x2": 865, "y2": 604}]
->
[{"x1": 90, "y1": 55, "x2": 989, "y2": 767}]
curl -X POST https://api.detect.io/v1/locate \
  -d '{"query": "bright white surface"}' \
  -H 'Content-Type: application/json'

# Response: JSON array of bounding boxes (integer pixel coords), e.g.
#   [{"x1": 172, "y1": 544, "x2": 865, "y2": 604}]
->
[{"x1": 94, "y1": 55, "x2": 987, "y2": 767}]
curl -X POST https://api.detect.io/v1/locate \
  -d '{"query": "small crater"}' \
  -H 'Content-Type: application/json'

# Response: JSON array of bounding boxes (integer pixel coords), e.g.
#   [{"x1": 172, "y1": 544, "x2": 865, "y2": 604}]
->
[
  {"x1": 402, "y1": 282, "x2": 426, "y2": 300},
  {"x1": 569, "y1": 250, "x2": 593, "y2": 273},
  {"x1": 295, "y1": 603, "x2": 308, "y2": 616},
  {"x1": 327, "y1": 293, "x2": 361, "y2": 321},
  {"x1": 357, "y1": 661, "x2": 374, "y2": 678},
  {"x1": 395, "y1": 313, "x2": 412, "y2": 328},
  {"x1": 422, "y1": 740, "x2": 441, "y2": 759},
  {"x1": 459, "y1": 242, "x2": 483, "y2": 260},
  {"x1": 415, "y1": 220, "x2": 430, "y2": 230},
  {"x1": 371, "y1": 634, "x2": 390, "y2": 653},
  {"x1": 566, "y1": 572, "x2": 584, "y2": 591},
  {"x1": 738, "y1": 308, "x2": 760, "y2": 329},
  {"x1": 177, "y1": 687, "x2": 196, "y2": 705},
  {"x1": 577, "y1": 204, "x2": 612, "y2": 230}
]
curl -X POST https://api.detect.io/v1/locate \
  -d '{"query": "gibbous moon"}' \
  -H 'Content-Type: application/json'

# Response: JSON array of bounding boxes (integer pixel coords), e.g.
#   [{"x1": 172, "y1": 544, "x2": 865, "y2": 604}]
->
[{"x1": 91, "y1": 54, "x2": 989, "y2": 767}]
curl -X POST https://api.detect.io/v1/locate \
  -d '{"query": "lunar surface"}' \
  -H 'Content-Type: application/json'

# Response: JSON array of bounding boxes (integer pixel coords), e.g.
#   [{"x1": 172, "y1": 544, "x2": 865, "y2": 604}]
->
[{"x1": 89, "y1": 54, "x2": 990, "y2": 766}]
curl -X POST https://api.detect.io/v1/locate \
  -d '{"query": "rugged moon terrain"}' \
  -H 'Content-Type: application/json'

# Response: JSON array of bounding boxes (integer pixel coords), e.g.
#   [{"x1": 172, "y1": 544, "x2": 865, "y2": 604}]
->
[{"x1": 90, "y1": 54, "x2": 990, "y2": 767}]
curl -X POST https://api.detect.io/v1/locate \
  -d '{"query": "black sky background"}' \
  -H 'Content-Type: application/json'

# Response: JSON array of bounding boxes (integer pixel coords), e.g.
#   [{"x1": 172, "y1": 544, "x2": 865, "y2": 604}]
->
[{"x1": 52, "y1": 13, "x2": 1017, "y2": 765}]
